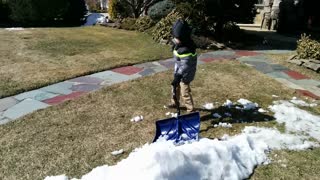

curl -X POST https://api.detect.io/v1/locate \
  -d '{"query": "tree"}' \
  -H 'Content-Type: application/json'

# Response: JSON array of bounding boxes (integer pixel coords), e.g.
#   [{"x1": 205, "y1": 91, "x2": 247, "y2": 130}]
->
[
  {"x1": 122, "y1": 0, "x2": 162, "y2": 18},
  {"x1": 8, "y1": 0, "x2": 87, "y2": 26},
  {"x1": 0, "y1": 0, "x2": 10, "y2": 24}
]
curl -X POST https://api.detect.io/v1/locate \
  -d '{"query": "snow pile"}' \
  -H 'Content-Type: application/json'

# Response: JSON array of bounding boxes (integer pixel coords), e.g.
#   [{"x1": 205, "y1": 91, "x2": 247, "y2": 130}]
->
[
  {"x1": 269, "y1": 100, "x2": 320, "y2": 141},
  {"x1": 237, "y1": 99, "x2": 258, "y2": 110},
  {"x1": 130, "y1": 116, "x2": 143, "y2": 122},
  {"x1": 83, "y1": 13, "x2": 106, "y2": 26},
  {"x1": 45, "y1": 126, "x2": 317, "y2": 180},
  {"x1": 214, "y1": 122, "x2": 232, "y2": 128},
  {"x1": 203, "y1": 103, "x2": 214, "y2": 110},
  {"x1": 166, "y1": 112, "x2": 178, "y2": 118},
  {"x1": 223, "y1": 100, "x2": 233, "y2": 108},
  {"x1": 5, "y1": 27, "x2": 24, "y2": 31}
]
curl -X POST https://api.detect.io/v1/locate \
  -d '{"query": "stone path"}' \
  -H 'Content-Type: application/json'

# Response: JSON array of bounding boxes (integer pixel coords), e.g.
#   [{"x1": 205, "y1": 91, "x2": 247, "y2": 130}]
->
[{"x1": 1, "y1": 50, "x2": 319, "y2": 125}]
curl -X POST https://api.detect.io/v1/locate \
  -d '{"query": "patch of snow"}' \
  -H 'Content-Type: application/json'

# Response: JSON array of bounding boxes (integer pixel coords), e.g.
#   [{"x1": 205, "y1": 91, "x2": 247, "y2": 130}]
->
[
  {"x1": 289, "y1": 97, "x2": 318, "y2": 107},
  {"x1": 171, "y1": 113, "x2": 178, "y2": 118},
  {"x1": 224, "y1": 112, "x2": 232, "y2": 117},
  {"x1": 130, "y1": 116, "x2": 143, "y2": 122},
  {"x1": 83, "y1": 13, "x2": 106, "y2": 26},
  {"x1": 237, "y1": 99, "x2": 258, "y2": 110},
  {"x1": 111, "y1": 149, "x2": 124, "y2": 156},
  {"x1": 5, "y1": 27, "x2": 24, "y2": 31},
  {"x1": 203, "y1": 103, "x2": 214, "y2": 110},
  {"x1": 215, "y1": 122, "x2": 233, "y2": 128},
  {"x1": 258, "y1": 108, "x2": 268, "y2": 113},
  {"x1": 223, "y1": 100, "x2": 233, "y2": 108},
  {"x1": 165, "y1": 112, "x2": 178, "y2": 118},
  {"x1": 310, "y1": 103, "x2": 318, "y2": 107},
  {"x1": 46, "y1": 126, "x2": 317, "y2": 180},
  {"x1": 269, "y1": 101, "x2": 320, "y2": 141},
  {"x1": 212, "y1": 113, "x2": 222, "y2": 118},
  {"x1": 272, "y1": 95, "x2": 279, "y2": 98}
]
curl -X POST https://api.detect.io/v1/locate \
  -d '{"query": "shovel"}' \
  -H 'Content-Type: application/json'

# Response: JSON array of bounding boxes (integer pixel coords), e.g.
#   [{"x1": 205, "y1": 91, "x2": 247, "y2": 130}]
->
[{"x1": 153, "y1": 84, "x2": 200, "y2": 143}]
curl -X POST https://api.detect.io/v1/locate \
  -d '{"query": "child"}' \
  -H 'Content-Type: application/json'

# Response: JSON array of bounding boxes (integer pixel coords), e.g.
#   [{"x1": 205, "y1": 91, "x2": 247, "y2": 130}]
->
[{"x1": 168, "y1": 18, "x2": 197, "y2": 113}]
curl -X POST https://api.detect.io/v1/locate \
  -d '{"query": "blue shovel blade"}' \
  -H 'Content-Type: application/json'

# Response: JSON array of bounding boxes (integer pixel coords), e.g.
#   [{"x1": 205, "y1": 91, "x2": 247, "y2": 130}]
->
[{"x1": 153, "y1": 112, "x2": 200, "y2": 143}]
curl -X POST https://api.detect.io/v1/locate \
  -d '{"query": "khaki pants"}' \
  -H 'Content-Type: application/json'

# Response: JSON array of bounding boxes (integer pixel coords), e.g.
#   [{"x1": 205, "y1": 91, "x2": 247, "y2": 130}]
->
[{"x1": 171, "y1": 82, "x2": 194, "y2": 112}]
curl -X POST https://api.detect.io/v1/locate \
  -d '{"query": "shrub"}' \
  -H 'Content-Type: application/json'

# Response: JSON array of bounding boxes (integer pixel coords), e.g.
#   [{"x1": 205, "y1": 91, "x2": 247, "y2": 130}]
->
[
  {"x1": 119, "y1": 18, "x2": 137, "y2": 30},
  {"x1": 0, "y1": 1, "x2": 10, "y2": 23},
  {"x1": 134, "y1": 16, "x2": 155, "y2": 32},
  {"x1": 152, "y1": 9, "x2": 182, "y2": 43},
  {"x1": 148, "y1": 0, "x2": 175, "y2": 21},
  {"x1": 297, "y1": 34, "x2": 320, "y2": 60}
]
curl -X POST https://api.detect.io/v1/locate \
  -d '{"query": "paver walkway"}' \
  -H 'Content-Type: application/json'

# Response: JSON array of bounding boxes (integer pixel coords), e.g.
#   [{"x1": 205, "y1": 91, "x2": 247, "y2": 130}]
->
[{"x1": 1, "y1": 50, "x2": 319, "y2": 125}]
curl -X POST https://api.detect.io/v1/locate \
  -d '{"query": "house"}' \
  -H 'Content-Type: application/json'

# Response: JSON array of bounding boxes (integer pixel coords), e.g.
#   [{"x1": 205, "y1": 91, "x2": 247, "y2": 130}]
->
[{"x1": 257, "y1": 0, "x2": 320, "y2": 32}]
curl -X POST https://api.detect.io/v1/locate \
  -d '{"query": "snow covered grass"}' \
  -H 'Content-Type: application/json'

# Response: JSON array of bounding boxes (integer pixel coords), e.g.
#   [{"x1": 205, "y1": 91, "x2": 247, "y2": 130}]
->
[
  {"x1": 0, "y1": 61, "x2": 319, "y2": 180},
  {"x1": 46, "y1": 126, "x2": 317, "y2": 180},
  {"x1": 0, "y1": 26, "x2": 172, "y2": 98}
]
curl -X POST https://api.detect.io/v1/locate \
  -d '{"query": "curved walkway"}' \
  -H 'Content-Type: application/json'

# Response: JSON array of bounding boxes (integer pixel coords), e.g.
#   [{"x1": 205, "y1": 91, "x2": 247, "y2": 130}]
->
[{"x1": 0, "y1": 50, "x2": 319, "y2": 124}]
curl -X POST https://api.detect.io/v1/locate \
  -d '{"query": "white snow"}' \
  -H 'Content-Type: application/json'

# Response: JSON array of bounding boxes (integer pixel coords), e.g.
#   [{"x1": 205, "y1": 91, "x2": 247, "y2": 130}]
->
[
  {"x1": 223, "y1": 99, "x2": 233, "y2": 108},
  {"x1": 289, "y1": 97, "x2": 318, "y2": 107},
  {"x1": 5, "y1": 27, "x2": 24, "y2": 31},
  {"x1": 165, "y1": 112, "x2": 178, "y2": 118},
  {"x1": 214, "y1": 122, "x2": 233, "y2": 128},
  {"x1": 272, "y1": 95, "x2": 279, "y2": 98},
  {"x1": 269, "y1": 100, "x2": 320, "y2": 141},
  {"x1": 237, "y1": 99, "x2": 258, "y2": 110},
  {"x1": 130, "y1": 116, "x2": 143, "y2": 122},
  {"x1": 44, "y1": 175, "x2": 68, "y2": 180},
  {"x1": 111, "y1": 149, "x2": 124, "y2": 156},
  {"x1": 258, "y1": 108, "x2": 268, "y2": 113},
  {"x1": 203, "y1": 103, "x2": 214, "y2": 110},
  {"x1": 83, "y1": 13, "x2": 106, "y2": 26},
  {"x1": 46, "y1": 126, "x2": 317, "y2": 180},
  {"x1": 224, "y1": 112, "x2": 232, "y2": 117},
  {"x1": 171, "y1": 113, "x2": 178, "y2": 118}
]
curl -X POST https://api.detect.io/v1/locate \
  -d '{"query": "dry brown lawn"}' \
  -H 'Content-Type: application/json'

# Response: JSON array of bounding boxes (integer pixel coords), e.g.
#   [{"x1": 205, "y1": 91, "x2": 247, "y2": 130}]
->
[
  {"x1": 0, "y1": 27, "x2": 171, "y2": 98},
  {"x1": 0, "y1": 61, "x2": 319, "y2": 180}
]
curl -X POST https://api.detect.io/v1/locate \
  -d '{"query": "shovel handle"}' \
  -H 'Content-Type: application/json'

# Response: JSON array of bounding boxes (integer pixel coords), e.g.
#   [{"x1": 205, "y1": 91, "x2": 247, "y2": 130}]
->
[{"x1": 172, "y1": 84, "x2": 181, "y2": 116}]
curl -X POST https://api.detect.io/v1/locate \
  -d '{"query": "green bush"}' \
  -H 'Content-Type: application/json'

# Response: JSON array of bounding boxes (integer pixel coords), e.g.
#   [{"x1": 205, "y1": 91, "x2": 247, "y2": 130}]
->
[
  {"x1": 152, "y1": 10, "x2": 182, "y2": 43},
  {"x1": 148, "y1": 0, "x2": 175, "y2": 21},
  {"x1": 134, "y1": 16, "x2": 155, "y2": 32},
  {"x1": 297, "y1": 34, "x2": 320, "y2": 60},
  {"x1": 119, "y1": 18, "x2": 137, "y2": 30}
]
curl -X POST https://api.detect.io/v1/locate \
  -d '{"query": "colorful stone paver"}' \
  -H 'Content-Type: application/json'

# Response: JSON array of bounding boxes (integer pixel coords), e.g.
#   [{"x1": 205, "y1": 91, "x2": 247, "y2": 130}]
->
[{"x1": 0, "y1": 49, "x2": 319, "y2": 125}]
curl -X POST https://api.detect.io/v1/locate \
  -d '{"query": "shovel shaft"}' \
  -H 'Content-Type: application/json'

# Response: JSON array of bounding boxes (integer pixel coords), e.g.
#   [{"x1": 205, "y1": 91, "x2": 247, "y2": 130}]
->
[{"x1": 172, "y1": 84, "x2": 181, "y2": 115}]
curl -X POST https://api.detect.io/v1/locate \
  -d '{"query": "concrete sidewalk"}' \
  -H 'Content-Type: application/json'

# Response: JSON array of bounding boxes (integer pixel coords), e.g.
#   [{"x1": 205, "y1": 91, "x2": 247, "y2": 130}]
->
[{"x1": 1, "y1": 50, "x2": 319, "y2": 125}]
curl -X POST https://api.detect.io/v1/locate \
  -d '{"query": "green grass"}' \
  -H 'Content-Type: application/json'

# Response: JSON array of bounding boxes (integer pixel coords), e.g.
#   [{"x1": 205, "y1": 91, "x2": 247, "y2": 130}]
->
[
  {"x1": 0, "y1": 26, "x2": 172, "y2": 98},
  {"x1": 0, "y1": 60, "x2": 319, "y2": 180}
]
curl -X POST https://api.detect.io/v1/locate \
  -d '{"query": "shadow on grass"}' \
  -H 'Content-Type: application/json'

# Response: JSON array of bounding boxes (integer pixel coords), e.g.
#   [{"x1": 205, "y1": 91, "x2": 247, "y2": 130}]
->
[{"x1": 195, "y1": 105, "x2": 274, "y2": 134}]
